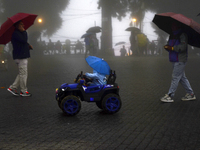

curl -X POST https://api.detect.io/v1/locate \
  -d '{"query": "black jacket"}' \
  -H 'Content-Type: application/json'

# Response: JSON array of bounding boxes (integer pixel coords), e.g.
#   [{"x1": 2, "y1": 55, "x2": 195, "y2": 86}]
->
[{"x1": 11, "y1": 29, "x2": 30, "y2": 59}]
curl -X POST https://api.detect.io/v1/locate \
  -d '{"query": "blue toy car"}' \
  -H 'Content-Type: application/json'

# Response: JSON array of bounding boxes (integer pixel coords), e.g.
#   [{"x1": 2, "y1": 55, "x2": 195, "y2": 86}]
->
[{"x1": 55, "y1": 70, "x2": 122, "y2": 116}]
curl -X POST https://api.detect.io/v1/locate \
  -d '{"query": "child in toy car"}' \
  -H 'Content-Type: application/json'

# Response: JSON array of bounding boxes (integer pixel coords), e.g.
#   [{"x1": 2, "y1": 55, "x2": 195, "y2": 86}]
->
[{"x1": 85, "y1": 70, "x2": 107, "y2": 85}]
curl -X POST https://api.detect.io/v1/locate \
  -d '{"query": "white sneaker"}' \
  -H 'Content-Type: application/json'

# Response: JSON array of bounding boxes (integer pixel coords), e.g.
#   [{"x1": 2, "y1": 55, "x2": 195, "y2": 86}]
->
[
  {"x1": 160, "y1": 94, "x2": 174, "y2": 103},
  {"x1": 181, "y1": 93, "x2": 196, "y2": 101}
]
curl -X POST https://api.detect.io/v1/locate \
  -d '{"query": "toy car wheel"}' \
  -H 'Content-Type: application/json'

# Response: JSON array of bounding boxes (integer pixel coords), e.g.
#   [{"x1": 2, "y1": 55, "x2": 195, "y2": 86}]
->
[
  {"x1": 96, "y1": 101, "x2": 103, "y2": 109},
  {"x1": 102, "y1": 94, "x2": 121, "y2": 114},
  {"x1": 57, "y1": 101, "x2": 62, "y2": 109},
  {"x1": 61, "y1": 95, "x2": 81, "y2": 116}
]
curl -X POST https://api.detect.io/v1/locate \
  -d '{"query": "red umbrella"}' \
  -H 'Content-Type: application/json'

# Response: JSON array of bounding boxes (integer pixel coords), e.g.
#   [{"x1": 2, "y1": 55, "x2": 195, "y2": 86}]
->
[
  {"x1": 0, "y1": 13, "x2": 38, "y2": 45},
  {"x1": 152, "y1": 12, "x2": 200, "y2": 48}
]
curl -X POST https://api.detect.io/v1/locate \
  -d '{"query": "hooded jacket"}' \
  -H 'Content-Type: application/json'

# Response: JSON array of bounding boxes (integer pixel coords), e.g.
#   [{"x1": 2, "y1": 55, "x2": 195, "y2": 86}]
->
[
  {"x1": 167, "y1": 30, "x2": 188, "y2": 62},
  {"x1": 11, "y1": 29, "x2": 30, "y2": 60}
]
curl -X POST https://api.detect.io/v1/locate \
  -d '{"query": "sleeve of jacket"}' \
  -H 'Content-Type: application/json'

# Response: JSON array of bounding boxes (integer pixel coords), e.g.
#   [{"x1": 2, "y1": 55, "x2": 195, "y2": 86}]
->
[
  {"x1": 173, "y1": 33, "x2": 188, "y2": 53},
  {"x1": 12, "y1": 30, "x2": 28, "y2": 44},
  {"x1": 85, "y1": 73, "x2": 97, "y2": 78}
]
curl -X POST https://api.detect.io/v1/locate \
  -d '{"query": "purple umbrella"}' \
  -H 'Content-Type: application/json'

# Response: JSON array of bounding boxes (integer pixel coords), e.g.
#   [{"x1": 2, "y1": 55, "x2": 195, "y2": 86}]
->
[{"x1": 153, "y1": 12, "x2": 200, "y2": 48}]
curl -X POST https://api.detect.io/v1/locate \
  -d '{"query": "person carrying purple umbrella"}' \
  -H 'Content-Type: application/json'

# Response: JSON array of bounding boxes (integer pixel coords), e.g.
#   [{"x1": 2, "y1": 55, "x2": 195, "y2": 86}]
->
[{"x1": 160, "y1": 22, "x2": 196, "y2": 102}]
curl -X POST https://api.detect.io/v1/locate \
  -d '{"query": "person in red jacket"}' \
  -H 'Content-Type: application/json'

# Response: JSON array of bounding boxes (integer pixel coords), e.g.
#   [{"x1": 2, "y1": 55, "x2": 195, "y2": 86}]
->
[{"x1": 7, "y1": 21, "x2": 33, "y2": 97}]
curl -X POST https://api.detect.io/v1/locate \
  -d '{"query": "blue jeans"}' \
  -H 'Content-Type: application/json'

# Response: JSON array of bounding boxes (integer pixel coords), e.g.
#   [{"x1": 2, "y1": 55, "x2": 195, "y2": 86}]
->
[{"x1": 168, "y1": 62, "x2": 193, "y2": 97}]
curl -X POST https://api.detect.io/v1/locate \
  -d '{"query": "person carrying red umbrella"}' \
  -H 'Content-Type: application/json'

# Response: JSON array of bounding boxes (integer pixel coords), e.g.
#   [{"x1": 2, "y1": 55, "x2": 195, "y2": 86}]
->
[
  {"x1": 160, "y1": 21, "x2": 196, "y2": 102},
  {"x1": 7, "y1": 20, "x2": 33, "y2": 96},
  {"x1": 0, "y1": 13, "x2": 37, "y2": 97},
  {"x1": 0, "y1": 13, "x2": 37, "y2": 96}
]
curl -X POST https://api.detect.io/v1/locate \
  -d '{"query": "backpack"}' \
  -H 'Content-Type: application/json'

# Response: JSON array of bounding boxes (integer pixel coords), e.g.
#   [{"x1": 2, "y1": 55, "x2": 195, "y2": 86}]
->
[{"x1": 137, "y1": 33, "x2": 147, "y2": 47}]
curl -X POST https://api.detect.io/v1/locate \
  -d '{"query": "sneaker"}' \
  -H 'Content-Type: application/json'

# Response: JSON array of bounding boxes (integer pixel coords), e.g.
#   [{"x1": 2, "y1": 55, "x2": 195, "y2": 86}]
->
[
  {"x1": 160, "y1": 94, "x2": 174, "y2": 103},
  {"x1": 7, "y1": 88, "x2": 19, "y2": 96},
  {"x1": 20, "y1": 91, "x2": 32, "y2": 97},
  {"x1": 181, "y1": 93, "x2": 196, "y2": 101}
]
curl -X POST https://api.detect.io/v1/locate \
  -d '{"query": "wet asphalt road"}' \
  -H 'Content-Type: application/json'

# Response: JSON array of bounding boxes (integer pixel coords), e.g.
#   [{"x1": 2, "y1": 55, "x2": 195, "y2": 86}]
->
[{"x1": 1, "y1": 52, "x2": 200, "y2": 150}]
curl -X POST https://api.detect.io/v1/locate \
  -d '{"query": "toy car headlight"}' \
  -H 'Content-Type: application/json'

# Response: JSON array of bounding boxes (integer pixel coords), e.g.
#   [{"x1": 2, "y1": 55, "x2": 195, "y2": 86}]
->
[
  {"x1": 1, "y1": 60, "x2": 4, "y2": 64},
  {"x1": 62, "y1": 87, "x2": 68, "y2": 91}
]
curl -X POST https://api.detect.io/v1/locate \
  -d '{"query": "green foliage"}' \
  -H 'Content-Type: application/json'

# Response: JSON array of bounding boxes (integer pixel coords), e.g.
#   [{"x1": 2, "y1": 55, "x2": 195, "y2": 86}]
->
[
  {"x1": 98, "y1": 0, "x2": 200, "y2": 22},
  {"x1": 128, "y1": 0, "x2": 200, "y2": 35},
  {"x1": 0, "y1": 0, "x2": 70, "y2": 37},
  {"x1": 98, "y1": 0, "x2": 128, "y2": 21},
  {"x1": 133, "y1": 0, "x2": 200, "y2": 19},
  {"x1": 128, "y1": 0, "x2": 145, "y2": 27},
  {"x1": 97, "y1": 0, "x2": 200, "y2": 51}
]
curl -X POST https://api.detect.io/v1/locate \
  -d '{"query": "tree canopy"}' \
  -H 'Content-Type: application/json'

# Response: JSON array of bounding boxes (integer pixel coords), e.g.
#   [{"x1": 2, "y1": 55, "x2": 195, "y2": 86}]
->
[
  {"x1": 98, "y1": 0, "x2": 128, "y2": 21},
  {"x1": 97, "y1": 0, "x2": 200, "y2": 53},
  {"x1": 0, "y1": 0, "x2": 70, "y2": 37},
  {"x1": 146, "y1": 0, "x2": 200, "y2": 18},
  {"x1": 128, "y1": 0, "x2": 200, "y2": 27}
]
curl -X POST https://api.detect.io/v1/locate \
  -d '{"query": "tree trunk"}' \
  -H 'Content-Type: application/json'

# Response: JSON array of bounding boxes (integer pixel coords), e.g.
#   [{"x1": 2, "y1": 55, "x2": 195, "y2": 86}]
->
[{"x1": 100, "y1": 0, "x2": 114, "y2": 56}]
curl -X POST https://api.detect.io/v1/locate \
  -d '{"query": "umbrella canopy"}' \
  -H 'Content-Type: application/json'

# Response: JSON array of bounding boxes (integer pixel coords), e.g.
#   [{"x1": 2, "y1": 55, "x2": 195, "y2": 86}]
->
[
  {"x1": 86, "y1": 56, "x2": 110, "y2": 75},
  {"x1": 152, "y1": 12, "x2": 200, "y2": 48},
  {"x1": 125, "y1": 27, "x2": 141, "y2": 33},
  {"x1": 81, "y1": 33, "x2": 93, "y2": 39},
  {"x1": 86, "y1": 26, "x2": 101, "y2": 33},
  {"x1": 0, "y1": 12, "x2": 38, "y2": 45},
  {"x1": 115, "y1": 41, "x2": 126, "y2": 46}
]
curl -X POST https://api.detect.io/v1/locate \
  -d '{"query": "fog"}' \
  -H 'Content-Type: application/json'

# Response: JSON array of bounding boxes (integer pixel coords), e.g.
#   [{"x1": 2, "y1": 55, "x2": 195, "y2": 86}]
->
[
  {"x1": 1, "y1": 2, "x2": 200, "y2": 149},
  {"x1": 49, "y1": 0, "x2": 157, "y2": 50},
  {"x1": 1, "y1": 0, "x2": 200, "y2": 56}
]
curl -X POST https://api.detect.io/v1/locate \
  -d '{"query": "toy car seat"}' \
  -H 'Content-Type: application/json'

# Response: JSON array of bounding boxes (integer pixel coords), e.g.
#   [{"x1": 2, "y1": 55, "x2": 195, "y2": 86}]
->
[{"x1": 107, "y1": 70, "x2": 116, "y2": 84}]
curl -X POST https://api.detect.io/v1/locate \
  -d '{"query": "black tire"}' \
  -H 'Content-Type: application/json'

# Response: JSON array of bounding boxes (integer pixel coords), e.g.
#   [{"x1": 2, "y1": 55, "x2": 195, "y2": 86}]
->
[
  {"x1": 57, "y1": 101, "x2": 62, "y2": 109},
  {"x1": 61, "y1": 95, "x2": 81, "y2": 116},
  {"x1": 102, "y1": 94, "x2": 122, "y2": 114},
  {"x1": 96, "y1": 101, "x2": 103, "y2": 109}
]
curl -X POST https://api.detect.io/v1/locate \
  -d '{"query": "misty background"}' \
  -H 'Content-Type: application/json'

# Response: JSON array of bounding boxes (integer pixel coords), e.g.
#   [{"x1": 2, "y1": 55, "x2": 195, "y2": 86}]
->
[{"x1": 0, "y1": 0, "x2": 200, "y2": 56}]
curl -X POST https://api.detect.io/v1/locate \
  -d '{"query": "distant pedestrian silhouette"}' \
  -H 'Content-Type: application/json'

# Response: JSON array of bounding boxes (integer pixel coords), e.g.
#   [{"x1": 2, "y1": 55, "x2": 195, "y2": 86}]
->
[{"x1": 120, "y1": 45, "x2": 127, "y2": 56}]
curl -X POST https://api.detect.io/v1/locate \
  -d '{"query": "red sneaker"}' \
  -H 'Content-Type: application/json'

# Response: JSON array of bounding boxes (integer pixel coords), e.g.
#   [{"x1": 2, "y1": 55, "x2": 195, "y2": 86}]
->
[
  {"x1": 20, "y1": 91, "x2": 32, "y2": 97},
  {"x1": 7, "y1": 88, "x2": 19, "y2": 96}
]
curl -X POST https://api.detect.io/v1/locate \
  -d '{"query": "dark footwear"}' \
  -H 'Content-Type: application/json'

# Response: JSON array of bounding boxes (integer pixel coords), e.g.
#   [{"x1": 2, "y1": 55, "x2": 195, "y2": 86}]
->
[
  {"x1": 20, "y1": 91, "x2": 32, "y2": 97},
  {"x1": 182, "y1": 93, "x2": 196, "y2": 101},
  {"x1": 7, "y1": 88, "x2": 19, "y2": 96}
]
